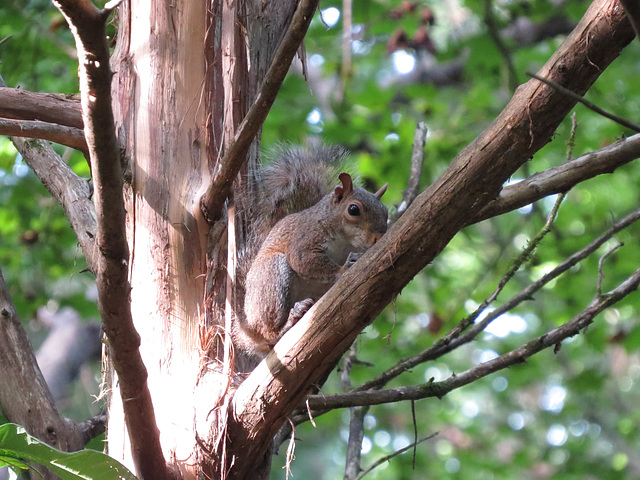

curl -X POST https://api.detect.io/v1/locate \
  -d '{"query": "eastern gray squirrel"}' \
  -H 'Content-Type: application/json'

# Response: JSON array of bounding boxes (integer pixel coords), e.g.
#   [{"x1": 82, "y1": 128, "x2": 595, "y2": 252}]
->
[{"x1": 233, "y1": 143, "x2": 388, "y2": 359}]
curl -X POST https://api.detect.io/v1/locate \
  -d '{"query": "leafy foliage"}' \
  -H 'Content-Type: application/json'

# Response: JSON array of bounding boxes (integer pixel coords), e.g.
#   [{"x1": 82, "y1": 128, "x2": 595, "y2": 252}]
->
[{"x1": 0, "y1": 423, "x2": 137, "y2": 480}]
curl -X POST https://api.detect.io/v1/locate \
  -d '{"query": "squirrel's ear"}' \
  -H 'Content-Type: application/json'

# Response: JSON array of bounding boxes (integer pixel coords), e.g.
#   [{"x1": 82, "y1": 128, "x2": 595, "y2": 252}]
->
[
  {"x1": 335, "y1": 173, "x2": 353, "y2": 200},
  {"x1": 375, "y1": 182, "x2": 388, "y2": 199}
]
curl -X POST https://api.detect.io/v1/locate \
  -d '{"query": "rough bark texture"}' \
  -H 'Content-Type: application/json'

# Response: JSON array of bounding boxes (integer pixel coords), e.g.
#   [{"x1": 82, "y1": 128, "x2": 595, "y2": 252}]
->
[
  {"x1": 0, "y1": 118, "x2": 86, "y2": 151},
  {"x1": 108, "y1": 0, "x2": 209, "y2": 476},
  {"x1": 224, "y1": 0, "x2": 635, "y2": 476},
  {"x1": 108, "y1": 0, "x2": 301, "y2": 478},
  {"x1": 0, "y1": 88, "x2": 83, "y2": 129}
]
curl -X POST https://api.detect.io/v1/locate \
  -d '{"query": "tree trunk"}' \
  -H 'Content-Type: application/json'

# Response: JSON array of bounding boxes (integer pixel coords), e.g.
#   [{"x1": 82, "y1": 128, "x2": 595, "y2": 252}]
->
[{"x1": 108, "y1": 0, "x2": 298, "y2": 477}]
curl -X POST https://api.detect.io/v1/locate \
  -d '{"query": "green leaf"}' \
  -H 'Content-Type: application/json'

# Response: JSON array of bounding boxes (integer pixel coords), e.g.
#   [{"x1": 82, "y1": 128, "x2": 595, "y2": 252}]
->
[
  {"x1": 0, "y1": 453, "x2": 31, "y2": 471},
  {"x1": 0, "y1": 424, "x2": 138, "y2": 480}
]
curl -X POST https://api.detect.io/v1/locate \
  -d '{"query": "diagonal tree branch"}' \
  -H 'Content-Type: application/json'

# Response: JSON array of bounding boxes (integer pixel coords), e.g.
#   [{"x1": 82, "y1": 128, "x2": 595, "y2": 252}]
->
[
  {"x1": 0, "y1": 87, "x2": 83, "y2": 129},
  {"x1": 527, "y1": 72, "x2": 640, "y2": 132},
  {"x1": 0, "y1": 118, "x2": 87, "y2": 151},
  {"x1": 474, "y1": 132, "x2": 640, "y2": 222},
  {"x1": 11, "y1": 136, "x2": 98, "y2": 273},
  {"x1": 199, "y1": 0, "x2": 320, "y2": 224},
  {"x1": 225, "y1": 1, "x2": 634, "y2": 475},
  {"x1": 50, "y1": 0, "x2": 168, "y2": 478}
]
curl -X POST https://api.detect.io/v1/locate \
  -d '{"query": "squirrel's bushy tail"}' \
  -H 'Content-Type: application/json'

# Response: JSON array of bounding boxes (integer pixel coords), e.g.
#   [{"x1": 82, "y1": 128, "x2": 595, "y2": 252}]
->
[{"x1": 254, "y1": 141, "x2": 349, "y2": 229}]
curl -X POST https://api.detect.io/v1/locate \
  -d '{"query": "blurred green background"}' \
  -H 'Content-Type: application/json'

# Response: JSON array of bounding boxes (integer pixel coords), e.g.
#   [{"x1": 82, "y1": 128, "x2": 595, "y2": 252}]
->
[{"x1": 1, "y1": 0, "x2": 639, "y2": 478}]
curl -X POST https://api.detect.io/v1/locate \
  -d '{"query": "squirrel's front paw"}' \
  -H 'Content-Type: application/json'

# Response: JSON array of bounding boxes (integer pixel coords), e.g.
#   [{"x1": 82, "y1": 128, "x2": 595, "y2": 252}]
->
[
  {"x1": 345, "y1": 252, "x2": 363, "y2": 268},
  {"x1": 284, "y1": 298, "x2": 315, "y2": 331}
]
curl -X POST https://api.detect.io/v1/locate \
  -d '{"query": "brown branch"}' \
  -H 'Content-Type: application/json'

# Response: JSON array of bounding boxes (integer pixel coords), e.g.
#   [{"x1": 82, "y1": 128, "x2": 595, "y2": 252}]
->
[
  {"x1": 307, "y1": 266, "x2": 640, "y2": 411},
  {"x1": 0, "y1": 87, "x2": 83, "y2": 129},
  {"x1": 51, "y1": 0, "x2": 168, "y2": 478},
  {"x1": 199, "y1": 0, "x2": 321, "y2": 224},
  {"x1": 226, "y1": 0, "x2": 635, "y2": 473},
  {"x1": 0, "y1": 117, "x2": 87, "y2": 151},
  {"x1": 0, "y1": 267, "x2": 84, "y2": 453},
  {"x1": 527, "y1": 72, "x2": 640, "y2": 132},
  {"x1": 474, "y1": 132, "x2": 640, "y2": 222},
  {"x1": 0, "y1": 74, "x2": 97, "y2": 273},
  {"x1": 9, "y1": 136, "x2": 98, "y2": 273},
  {"x1": 78, "y1": 414, "x2": 107, "y2": 445}
]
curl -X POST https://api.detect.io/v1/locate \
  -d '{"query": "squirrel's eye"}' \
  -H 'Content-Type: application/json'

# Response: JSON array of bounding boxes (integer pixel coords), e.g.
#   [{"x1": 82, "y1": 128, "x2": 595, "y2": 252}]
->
[{"x1": 348, "y1": 204, "x2": 361, "y2": 216}]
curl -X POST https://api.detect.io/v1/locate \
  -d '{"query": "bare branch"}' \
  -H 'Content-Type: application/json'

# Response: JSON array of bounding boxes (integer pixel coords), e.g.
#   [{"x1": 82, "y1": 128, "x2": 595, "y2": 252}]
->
[
  {"x1": 0, "y1": 87, "x2": 83, "y2": 129},
  {"x1": 78, "y1": 413, "x2": 107, "y2": 445},
  {"x1": 10, "y1": 136, "x2": 98, "y2": 273},
  {"x1": 307, "y1": 266, "x2": 640, "y2": 411},
  {"x1": 200, "y1": 0, "x2": 321, "y2": 224},
  {"x1": 51, "y1": 0, "x2": 168, "y2": 477},
  {"x1": 474, "y1": 133, "x2": 640, "y2": 222},
  {"x1": 0, "y1": 266, "x2": 84, "y2": 453},
  {"x1": 527, "y1": 72, "x2": 640, "y2": 132},
  {"x1": 596, "y1": 242, "x2": 623, "y2": 296},
  {"x1": 484, "y1": 0, "x2": 518, "y2": 92},
  {"x1": 344, "y1": 406, "x2": 367, "y2": 480},
  {"x1": 0, "y1": 117, "x2": 87, "y2": 151},
  {"x1": 227, "y1": 0, "x2": 635, "y2": 469},
  {"x1": 394, "y1": 122, "x2": 427, "y2": 220},
  {"x1": 355, "y1": 433, "x2": 438, "y2": 480}
]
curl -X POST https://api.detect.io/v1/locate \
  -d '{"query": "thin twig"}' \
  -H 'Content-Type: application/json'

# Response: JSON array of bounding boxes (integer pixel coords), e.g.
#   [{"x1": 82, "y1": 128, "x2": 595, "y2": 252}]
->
[
  {"x1": 528, "y1": 72, "x2": 640, "y2": 133},
  {"x1": 355, "y1": 433, "x2": 438, "y2": 480},
  {"x1": 410, "y1": 400, "x2": 417, "y2": 469},
  {"x1": 485, "y1": 0, "x2": 518, "y2": 92},
  {"x1": 394, "y1": 122, "x2": 427, "y2": 220},
  {"x1": 284, "y1": 418, "x2": 296, "y2": 480},
  {"x1": 445, "y1": 191, "x2": 564, "y2": 351},
  {"x1": 566, "y1": 112, "x2": 578, "y2": 161},
  {"x1": 597, "y1": 242, "x2": 623, "y2": 296}
]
